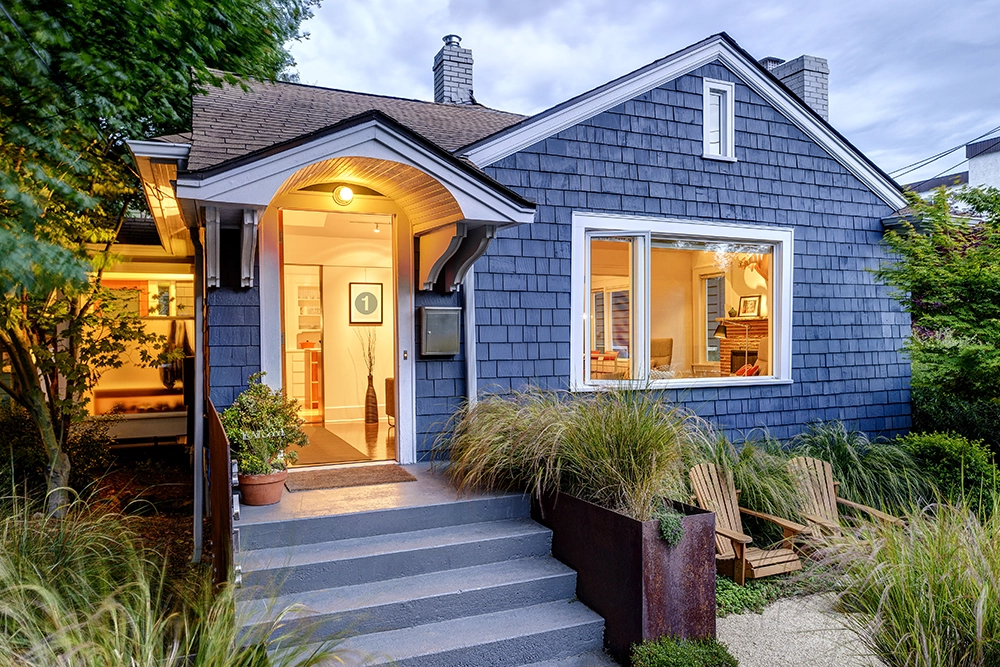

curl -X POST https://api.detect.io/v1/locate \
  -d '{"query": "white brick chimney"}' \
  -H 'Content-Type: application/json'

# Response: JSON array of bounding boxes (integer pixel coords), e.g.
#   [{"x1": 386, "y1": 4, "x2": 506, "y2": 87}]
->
[
  {"x1": 760, "y1": 55, "x2": 829, "y2": 121},
  {"x1": 433, "y1": 34, "x2": 474, "y2": 105}
]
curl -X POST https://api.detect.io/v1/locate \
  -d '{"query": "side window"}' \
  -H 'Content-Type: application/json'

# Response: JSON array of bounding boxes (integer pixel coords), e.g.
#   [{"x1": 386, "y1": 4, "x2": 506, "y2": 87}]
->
[{"x1": 703, "y1": 78, "x2": 736, "y2": 161}]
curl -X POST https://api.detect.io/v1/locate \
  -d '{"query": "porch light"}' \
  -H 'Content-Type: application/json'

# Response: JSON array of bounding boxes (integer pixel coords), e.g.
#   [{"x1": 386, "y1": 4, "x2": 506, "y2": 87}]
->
[
  {"x1": 713, "y1": 324, "x2": 728, "y2": 339},
  {"x1": 333, "y1": 185, "x2": 354, "y2": 206}
]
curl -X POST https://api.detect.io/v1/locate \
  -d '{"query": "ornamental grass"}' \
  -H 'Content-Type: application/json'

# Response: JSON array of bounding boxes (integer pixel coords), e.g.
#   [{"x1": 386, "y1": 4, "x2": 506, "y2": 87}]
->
[
  {"x1": 0, "y1": 492, "x2": 341, "y2": 666},
  {"x1": 820, "y1": 498, "x2": 1000, "y2": 667},
  {"x1": 441, "y1": 387, "x2": 707, "y2": 521}
]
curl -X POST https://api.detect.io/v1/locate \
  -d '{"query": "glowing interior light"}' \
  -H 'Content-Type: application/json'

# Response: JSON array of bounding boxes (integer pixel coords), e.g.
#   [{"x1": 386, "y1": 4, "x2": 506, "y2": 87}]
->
[{"x1": 333, "y1": 185, "x2": 354, "y2": 205}]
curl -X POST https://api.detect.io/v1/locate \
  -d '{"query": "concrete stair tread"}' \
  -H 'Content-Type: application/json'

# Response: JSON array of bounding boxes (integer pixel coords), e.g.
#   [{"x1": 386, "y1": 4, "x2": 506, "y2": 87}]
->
[
  {"x1": 241, "y1": 518, "x2": 549, "y2": 573},
  {"x1": 240, "y1": 494, "x2": 530, "y2": 550},
  {"x1": 326, "y1": 600, "x2": 604, "y2": 666},
  {"x1": 520, "y1": 652, "x2": 620, "y2": 666},
  {"x1": 239, "y1": 557, "x2": 575, "y2": 623}
]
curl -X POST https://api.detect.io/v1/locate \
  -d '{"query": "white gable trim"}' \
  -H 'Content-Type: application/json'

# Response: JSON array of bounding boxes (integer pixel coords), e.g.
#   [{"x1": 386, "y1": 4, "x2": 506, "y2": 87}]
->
[
  {"x1": 460, "y1": 36, "x2": 906, "y2": 210},
  {"x1": 127, "y1": 140, "x2": 191, "y2": 161},
  {"x1": 173, "y1": 119, "x2": 536, "y2": 227}
]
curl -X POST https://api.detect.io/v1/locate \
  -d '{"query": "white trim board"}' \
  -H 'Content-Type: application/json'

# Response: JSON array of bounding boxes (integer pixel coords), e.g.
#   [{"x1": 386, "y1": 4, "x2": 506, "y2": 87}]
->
[
  {"x1": 460, "y1": 36, "x2": 906, "y2": 211},
  {"x1": 569, "y1": 210, "x2": 794, "y2": 393},
  {"x1": 127, "y1": 139, "x2": 191, "y2": 161},
  {"x1": 173, "y1": 119, "x2": 535, "y2": 227}
]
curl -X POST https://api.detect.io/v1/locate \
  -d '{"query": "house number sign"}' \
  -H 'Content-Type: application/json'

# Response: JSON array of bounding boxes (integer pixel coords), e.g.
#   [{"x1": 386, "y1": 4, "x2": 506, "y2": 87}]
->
[{"x1": 349, "y1": 282, "x2": 383, "y2": 324}]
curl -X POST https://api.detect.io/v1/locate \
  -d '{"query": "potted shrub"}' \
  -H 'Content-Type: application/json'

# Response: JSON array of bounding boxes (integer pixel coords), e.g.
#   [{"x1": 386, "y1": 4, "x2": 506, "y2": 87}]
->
[
  {"x1": 222, "y1": 372, "x2": 308, "y2": 506},
  {"x1": 442, "y1": 389, "x2": 717, "y2": 664}
]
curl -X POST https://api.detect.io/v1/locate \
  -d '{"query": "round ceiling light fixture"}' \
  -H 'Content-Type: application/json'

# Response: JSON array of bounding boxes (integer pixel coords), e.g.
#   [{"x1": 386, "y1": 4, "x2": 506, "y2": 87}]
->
[{"x1": 333, "y1": 185, "x2": 354, "y2": 206}]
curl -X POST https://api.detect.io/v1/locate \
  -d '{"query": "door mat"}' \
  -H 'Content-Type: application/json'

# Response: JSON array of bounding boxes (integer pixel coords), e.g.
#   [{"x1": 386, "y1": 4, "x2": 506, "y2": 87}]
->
[{"x1": 285, "y1": 464, "x2": 417, "y2": 492}]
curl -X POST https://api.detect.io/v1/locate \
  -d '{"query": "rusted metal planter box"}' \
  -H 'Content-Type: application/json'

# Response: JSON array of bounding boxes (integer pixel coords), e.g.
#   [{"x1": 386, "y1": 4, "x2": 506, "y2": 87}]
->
[{"x1": 533, "y1": 492, "x2": 716, "y2": 664}]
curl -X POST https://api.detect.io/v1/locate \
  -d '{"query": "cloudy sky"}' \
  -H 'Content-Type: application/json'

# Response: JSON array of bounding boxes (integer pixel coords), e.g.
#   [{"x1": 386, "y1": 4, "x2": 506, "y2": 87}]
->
[{"x1": 288, "y1": 0, "x2": 1000, "y2": 185}]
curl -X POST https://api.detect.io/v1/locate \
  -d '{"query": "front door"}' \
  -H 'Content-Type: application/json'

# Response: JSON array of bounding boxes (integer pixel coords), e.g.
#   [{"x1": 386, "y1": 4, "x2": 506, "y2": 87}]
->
[{"x1": 280, "y1": 210, "x2": 398, "y2": 465}]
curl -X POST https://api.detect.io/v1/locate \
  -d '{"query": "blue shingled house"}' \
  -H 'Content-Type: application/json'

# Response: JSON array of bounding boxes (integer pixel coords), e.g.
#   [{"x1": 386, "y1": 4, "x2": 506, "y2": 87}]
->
[{"x1": 124, "y1": 32, "x2": 910, "y2": 470}]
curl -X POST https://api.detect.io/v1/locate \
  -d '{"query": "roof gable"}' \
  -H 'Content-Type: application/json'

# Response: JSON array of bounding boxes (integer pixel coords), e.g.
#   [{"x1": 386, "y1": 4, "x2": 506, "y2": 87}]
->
[
  {"x1": 185, "y1": 74, "x2": 524, "y2": 172},
  {"x1": 171, "y1": 111, "x2": 535, "y2": 232},
  {"x1": 459, "y1": 33, "x2": 906, "y2": 210}
]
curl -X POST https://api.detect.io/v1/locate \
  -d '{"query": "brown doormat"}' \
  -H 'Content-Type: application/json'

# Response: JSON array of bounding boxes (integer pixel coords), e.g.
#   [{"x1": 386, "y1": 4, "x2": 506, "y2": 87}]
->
[{"x1": 285, "y1": 464, "x2": 417, "y2": 492}]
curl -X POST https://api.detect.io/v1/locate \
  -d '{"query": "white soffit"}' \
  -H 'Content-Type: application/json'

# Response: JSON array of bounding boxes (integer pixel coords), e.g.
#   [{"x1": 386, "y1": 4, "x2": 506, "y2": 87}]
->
[
  {"x1": 460, "y1": 36, "x2": 906, "y2": 211},
  {"x1": 172, "y1": 119, "x2": 536, "y2": 230}
]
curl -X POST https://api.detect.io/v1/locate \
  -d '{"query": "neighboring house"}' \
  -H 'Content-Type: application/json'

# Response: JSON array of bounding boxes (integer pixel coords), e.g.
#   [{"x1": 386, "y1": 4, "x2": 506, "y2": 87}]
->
[
  {"x1": 904, "y1": 136, "x2": 1000, "y2": 196},
  {"x1": 122, "y1": 32, "x2": 911, "y2": 471}
]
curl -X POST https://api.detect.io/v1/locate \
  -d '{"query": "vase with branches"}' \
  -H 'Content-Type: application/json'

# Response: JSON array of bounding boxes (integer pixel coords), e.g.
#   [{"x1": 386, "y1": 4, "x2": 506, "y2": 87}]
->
[{"x1": 357, "y1": 328, "x2": 379, "y2": 424}]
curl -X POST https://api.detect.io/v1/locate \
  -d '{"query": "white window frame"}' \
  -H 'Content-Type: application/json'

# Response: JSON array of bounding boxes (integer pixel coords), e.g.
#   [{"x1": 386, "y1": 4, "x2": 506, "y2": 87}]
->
[
  {"x1": 702, "y1": 78, "x2": 736, "y2": 162},
  {"x1": 570, "y1": 211, "x2": 794, "y2": 391}
]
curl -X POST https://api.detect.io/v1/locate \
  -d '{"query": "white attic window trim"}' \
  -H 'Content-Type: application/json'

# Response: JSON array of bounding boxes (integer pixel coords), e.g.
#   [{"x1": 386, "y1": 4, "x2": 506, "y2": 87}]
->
[{"x1": 703, "y1": 78, "x2": 736, "y2": 162}]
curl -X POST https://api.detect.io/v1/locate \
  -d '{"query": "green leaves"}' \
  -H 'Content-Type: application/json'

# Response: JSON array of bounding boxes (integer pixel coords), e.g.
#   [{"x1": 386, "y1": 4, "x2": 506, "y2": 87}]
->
[
  {"x1": 0, "y1": 0, "x2": 316, "y2": 499},
  {"x1": 877, "y1": 187, "x2": 1000, "y2": 402},
  {"x1": 221, "y1": 372, "x2": 309, "y2": 475}
]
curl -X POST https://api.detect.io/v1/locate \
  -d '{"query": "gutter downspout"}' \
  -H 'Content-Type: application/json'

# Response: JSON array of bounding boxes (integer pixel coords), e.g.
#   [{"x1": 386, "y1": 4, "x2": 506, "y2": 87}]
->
[
  {"x1": 191, "y1": 227, "x2": 206, "y2": 563},
  {"x1": 464, "y1": 266, "x2": 477, "y2": 406}
]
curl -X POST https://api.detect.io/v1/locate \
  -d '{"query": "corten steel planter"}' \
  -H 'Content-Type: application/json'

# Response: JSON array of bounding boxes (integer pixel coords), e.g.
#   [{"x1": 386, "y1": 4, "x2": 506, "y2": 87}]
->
[
  {"x1": 237, "y1": 470, "x2": 288, "y2": 506},
  {"x1": 533, "y1": 492, "x2": 716, "y2": 664}
]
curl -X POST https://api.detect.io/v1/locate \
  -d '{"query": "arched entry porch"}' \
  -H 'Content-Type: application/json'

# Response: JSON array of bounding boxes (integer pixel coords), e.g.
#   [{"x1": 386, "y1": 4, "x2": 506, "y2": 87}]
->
[{"x1": 164, "y1": 111, "x2": 535, "y2": 463}]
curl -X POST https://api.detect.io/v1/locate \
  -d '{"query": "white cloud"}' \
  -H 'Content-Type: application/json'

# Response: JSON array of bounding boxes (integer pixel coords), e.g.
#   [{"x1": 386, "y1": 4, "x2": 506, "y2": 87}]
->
[{"x1": 289, "y1": 0, "x2": 1000, "y2": 183}]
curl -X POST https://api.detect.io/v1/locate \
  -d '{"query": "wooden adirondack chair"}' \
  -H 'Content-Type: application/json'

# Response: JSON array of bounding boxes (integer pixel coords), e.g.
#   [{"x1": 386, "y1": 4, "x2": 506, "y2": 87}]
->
[
  {"x1": 689, "y1": 462, "x2": 808, "y2": 586},
  {"x1": 787, "y1": 456, "x2": 904, "y2": 534}
]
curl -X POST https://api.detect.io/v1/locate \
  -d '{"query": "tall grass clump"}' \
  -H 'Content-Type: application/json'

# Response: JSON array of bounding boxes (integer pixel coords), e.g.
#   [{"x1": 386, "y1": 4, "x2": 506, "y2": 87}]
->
[
  {"x1": 442, "y1": 387, "x2": 709, "y2": 521},
  {"x1": 789, "y1": 421, "x2": 930, "y2": 513},
  {"x1": 822, "y1": 498, "x2": 1000, "y2": 667},
  {"x1": 0, "y1": 493, "x2": 341, "y2": 666},
  {"x1": 560, "y1": 389, "x2": 703, "y2": 520},
  {"x1": 442, "y1": 389, "x2": 568, "y2": 500}
]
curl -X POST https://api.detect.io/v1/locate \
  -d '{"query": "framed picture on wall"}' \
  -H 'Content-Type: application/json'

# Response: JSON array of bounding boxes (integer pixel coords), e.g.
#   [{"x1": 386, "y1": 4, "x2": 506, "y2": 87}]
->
[
  {"x1": 349, "y1": 282, "x2": 383, "y2": 324},
  {"x1": 738, "y1": 295, "x2": 761, "y2": 318}
]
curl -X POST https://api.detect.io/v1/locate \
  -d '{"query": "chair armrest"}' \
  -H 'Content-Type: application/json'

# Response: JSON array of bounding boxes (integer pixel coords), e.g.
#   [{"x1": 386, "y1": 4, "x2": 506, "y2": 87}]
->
[
  {"x1": 801, "y1": 513, "x2": 840, "y2": 531},
  {"x1": 715, "y1": 525, "x2": 753, "y2": 544},
  {"x1": 836, "y1": 498, "x2": 905, "y2": 526},
  {"x1": 739, "y1": 507, "x2": 809, "y2": 534}
]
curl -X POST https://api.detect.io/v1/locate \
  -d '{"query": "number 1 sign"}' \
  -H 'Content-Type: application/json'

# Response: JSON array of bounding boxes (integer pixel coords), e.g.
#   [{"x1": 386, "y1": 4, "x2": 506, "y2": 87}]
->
[{"x1": 349, "y1": 282, "x2": 383, "y2": 324}]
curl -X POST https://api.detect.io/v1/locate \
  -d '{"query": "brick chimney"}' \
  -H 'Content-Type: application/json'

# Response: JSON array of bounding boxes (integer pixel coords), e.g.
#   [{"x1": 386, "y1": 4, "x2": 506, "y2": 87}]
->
[
  {"x1": 433, "y1": 34, "x2": 474, "y2": 105},
  {"x1": 759, "y1": 55, "x2": 829, "y2": 121}
]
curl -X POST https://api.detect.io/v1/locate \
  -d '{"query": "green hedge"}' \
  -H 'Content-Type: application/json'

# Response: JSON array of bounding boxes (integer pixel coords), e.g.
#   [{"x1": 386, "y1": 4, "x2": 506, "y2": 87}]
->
[
  {"x1": 897, "y1": 431, "x2": 999, "y2": 507},
  {"x1": 912, "y1": 386, "x2": 1000, "y2": 457}
]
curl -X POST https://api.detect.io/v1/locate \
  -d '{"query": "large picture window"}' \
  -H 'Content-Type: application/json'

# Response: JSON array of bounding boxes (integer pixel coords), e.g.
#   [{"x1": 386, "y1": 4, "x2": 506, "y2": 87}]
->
[{"x1": 572, "y1": 213, "x2": 793, "y2": 389}]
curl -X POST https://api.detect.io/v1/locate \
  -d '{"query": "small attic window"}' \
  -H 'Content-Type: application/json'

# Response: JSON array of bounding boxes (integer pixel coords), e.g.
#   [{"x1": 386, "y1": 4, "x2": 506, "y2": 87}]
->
[{"x1": 703, "y1": 78, "x2": 736, "y2": 162}]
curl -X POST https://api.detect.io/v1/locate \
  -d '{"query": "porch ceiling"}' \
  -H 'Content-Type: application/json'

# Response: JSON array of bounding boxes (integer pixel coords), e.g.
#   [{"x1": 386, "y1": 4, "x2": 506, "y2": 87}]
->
[{"x1": 274, "y1": 156, "x2": 463, "y2": 232}]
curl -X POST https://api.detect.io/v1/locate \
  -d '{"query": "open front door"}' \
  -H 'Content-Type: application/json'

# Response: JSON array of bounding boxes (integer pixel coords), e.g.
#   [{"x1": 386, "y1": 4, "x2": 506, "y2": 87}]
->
[{"x1": 279, "y1": 210, "x2": 403, "y2": 465}]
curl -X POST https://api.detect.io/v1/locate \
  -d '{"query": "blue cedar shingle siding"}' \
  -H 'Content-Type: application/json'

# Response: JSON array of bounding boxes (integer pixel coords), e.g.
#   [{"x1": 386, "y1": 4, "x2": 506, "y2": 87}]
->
[
  {"x1": 414, "y1": 290, "x2": 468, "y2": 459},
  {"x1": 207, "y1": 282, "x2": 261, "y2": 409},
  {"x1": 202, "y1": 59, "x2": 911, "y2": 458},
  {"x1": 463, "y1": 60, "x2": 910, "y2": 447}
]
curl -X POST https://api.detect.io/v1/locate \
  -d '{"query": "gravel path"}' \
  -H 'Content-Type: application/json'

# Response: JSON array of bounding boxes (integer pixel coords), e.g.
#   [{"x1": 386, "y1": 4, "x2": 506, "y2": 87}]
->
[{"x1": 717, "y1": 594, "x2": 885, "y2": 667}]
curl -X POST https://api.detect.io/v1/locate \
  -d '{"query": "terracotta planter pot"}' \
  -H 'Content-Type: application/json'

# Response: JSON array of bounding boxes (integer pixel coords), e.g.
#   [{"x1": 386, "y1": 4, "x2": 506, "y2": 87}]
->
[
  {"x1": 237, "y1": 470, "x2": 288, "y2": 506},
  {"x1": 533, "y1": 493, "x2": 716, "y2": 665}
]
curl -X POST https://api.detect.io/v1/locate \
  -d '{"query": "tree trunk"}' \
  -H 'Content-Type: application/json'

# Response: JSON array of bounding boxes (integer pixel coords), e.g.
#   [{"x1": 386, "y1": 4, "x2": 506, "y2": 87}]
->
[
  {"x1": 25, "y1": 391, "x2": 71, "y2": 515},
  {"x1": 46, "y1": 450, "x2": 72, "y2": 515},
  {"x1": 1, "y1": 324, "x2": 72, "y2": 515}
]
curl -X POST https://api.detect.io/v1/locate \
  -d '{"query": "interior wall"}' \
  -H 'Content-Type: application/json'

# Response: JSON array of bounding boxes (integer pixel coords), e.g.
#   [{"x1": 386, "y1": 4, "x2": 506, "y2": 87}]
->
[
  {"x1": 650, "y1": 248, "x2": 693, "y2": 372},
  {"x1": 724, "y1": 254, "x2": 771, "y2": 317},
  {"x1": 283, "y1": 211, "x2": 395, "y2": 423}
]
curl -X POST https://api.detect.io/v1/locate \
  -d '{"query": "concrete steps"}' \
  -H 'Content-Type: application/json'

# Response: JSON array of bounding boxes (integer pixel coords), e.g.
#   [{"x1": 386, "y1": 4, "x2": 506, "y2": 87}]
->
[{"x1": 237, "y1": 491, "x2": 612, "y2": 666}]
